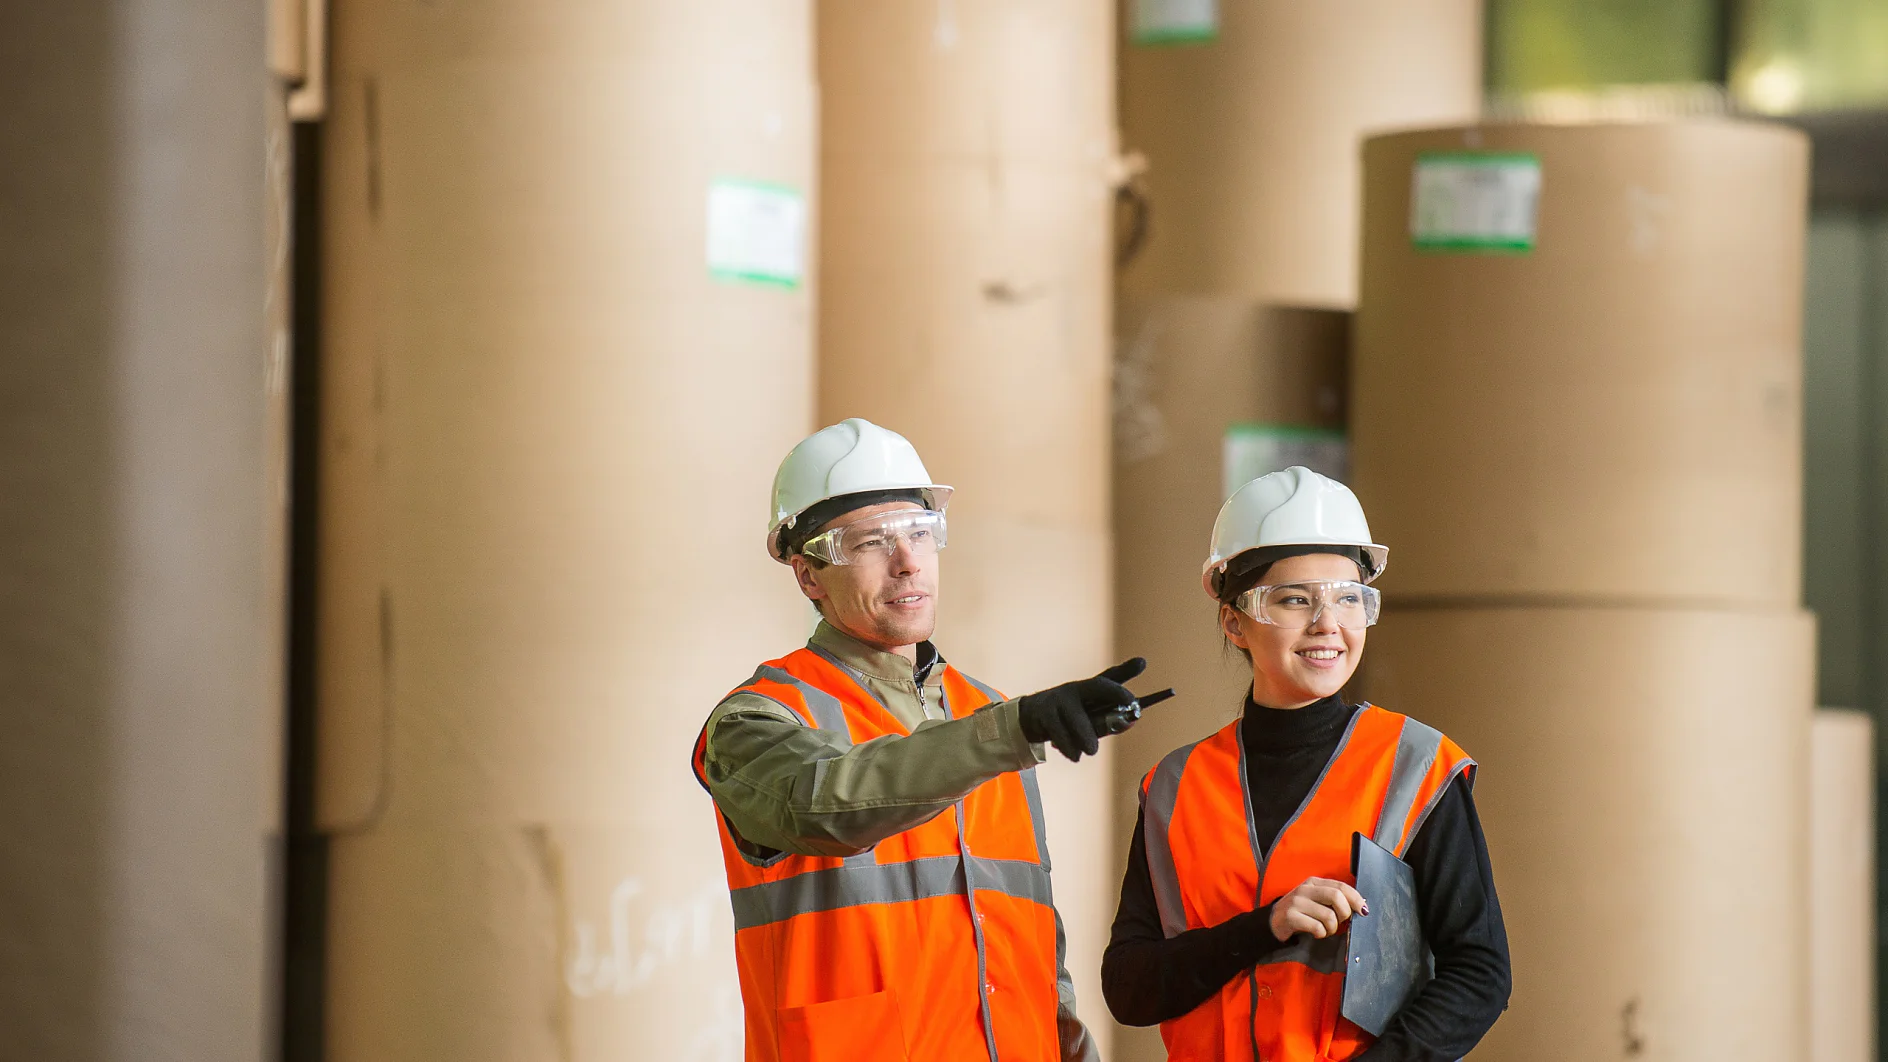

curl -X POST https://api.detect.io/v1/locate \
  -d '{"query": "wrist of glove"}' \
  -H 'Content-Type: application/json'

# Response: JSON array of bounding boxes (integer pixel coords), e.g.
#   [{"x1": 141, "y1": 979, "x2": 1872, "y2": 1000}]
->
[{"x1": 1017, "y1": 657, "x2": 1150, "y2": 763}]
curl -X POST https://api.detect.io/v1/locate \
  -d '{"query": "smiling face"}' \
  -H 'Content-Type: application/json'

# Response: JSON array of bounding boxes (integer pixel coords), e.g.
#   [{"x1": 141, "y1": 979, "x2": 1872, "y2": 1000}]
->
[
  {"x1": 788, "y1": 501, "x2": 939, "y2": 654},
  {"x1": 1221, "y1": 552, "x2": 1367, "y2": 709}
]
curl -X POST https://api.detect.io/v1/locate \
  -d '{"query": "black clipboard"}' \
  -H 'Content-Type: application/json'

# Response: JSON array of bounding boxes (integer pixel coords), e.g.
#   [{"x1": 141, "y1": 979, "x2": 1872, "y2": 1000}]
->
[{"x1": 1340, "y1": 832, "x2": 1431, "y2": 1036}]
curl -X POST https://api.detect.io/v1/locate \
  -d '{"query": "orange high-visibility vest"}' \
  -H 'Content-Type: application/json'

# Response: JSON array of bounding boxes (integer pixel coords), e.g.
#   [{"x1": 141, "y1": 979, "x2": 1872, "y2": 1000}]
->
[
  {"x1": 692, "y1": 646, "x2": 1063, "y2": 1062},
  {"x1": 1139, "y1": 704, "x2": 1474, "y2": 1062}
]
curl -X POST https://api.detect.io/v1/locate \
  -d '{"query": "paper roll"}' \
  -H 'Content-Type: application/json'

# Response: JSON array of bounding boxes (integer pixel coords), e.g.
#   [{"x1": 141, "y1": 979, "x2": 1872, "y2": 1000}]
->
[
  {"x1": 1811, "y1": 709, "x2": 1875, "y2": 1062},
  {"x1": 1353, "y1": 122, "x2": 1809, "y2": 606},
  {"x1": 1119, "y1": 0, "x2": 1480, "y2": 301},
  {"x1": 817, "y1": 0, "x2": 1117, "y2": 1047},
  {"x1": 326, "y1": 821, "x2": 740, "y2": 1060},
  {"x1": 317, "y1": 3, "x2": 816, "y2": 1057},
  {"x1": 0, "y1": 3, "x2": 275, "y2": 1055},
  {"x1": 1356, "y1": 606, "x2": 1813, "y2": 1062}
]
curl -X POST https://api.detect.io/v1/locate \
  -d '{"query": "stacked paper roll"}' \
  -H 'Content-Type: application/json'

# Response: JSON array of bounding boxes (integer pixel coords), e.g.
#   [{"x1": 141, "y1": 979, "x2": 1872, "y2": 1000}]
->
[
  {"x1": 1111, "y1": 9, "x2": 1479, "y2": 1054},
  {"x1": 1360, "y1": 608, "x2": 1814, "y2": 1062},
  {"x1": 1353, "y1": 121, "x2": 1813, "y2": 1062},
  {"x1": 1811, "y1": 710, "x2": 1874, "y2": 1062},
  {"x1": 317, "y1": 4, "x2": 815, "y2": 1057},
  {"x1": 816, "y1": 1, "x2": 1119, "y2": 1046},
  {"x1": 0, "y1": 3, "x2": 274, "y2": 1055},
  {"x1": 1353, "y1": 123, "x2": 1808, "y2": 607}
]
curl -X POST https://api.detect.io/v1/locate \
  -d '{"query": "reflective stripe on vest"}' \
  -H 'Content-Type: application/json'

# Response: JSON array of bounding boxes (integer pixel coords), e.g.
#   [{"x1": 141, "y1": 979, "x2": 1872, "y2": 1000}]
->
[
  {"x1": 1139, "y1": 704, "x2": 1474, "y2": 1062},
  {"x1": 695, "y1": 648, "x2": 1060, "y2": 1062}
]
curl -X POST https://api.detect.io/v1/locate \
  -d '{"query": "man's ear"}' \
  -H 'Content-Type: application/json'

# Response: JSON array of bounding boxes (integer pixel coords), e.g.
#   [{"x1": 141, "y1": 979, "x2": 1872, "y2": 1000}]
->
[
  {"x1": 1219, "y1": 604, "x2": 1250, "y2": 649},
  {"x1": 788, "y1": 555, "x2": 827, "y2": 604}
]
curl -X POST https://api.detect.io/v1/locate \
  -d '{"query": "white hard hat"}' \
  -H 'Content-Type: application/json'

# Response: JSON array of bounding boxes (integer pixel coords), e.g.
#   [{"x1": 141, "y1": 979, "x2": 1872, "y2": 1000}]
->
[
  {"x1": 1202, "y1": 466, "x2": 1388, "y2": 598},
  {"x1": 767, "y1": 418, "x2": 953, "y2": 561}
]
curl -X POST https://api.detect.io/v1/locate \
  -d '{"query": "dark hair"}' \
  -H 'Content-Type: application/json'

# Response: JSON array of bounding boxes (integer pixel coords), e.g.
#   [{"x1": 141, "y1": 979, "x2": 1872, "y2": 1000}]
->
[
  {"x1": 778, "y1": 488, "x2": 930, "y2": 561},
  {"x1": 1214, "y1": 544, "x2": 1367, "y2": 605}
]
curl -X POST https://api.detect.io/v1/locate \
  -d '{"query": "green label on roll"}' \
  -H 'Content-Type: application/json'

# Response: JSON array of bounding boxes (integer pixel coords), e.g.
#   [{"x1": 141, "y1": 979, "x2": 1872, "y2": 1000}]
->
[
  {"x1": 706, "y1": 178, "x2": 807, "y2": 288},
  {"x1": 1410, "y1": 152, "x2": 1541, "y2": 253},
  {"x1": 1222, "y1": 425, "x2": 1347, "y2": 502},
  {"x1": 1132, "y1": 0, "x2": 1217, "y2": 45}
]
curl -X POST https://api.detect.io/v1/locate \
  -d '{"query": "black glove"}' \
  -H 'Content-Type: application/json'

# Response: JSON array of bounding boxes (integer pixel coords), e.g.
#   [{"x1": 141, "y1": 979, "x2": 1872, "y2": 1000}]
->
[{"x1": 1018, "y1": 658, "x2": 1157, "y2": 763}]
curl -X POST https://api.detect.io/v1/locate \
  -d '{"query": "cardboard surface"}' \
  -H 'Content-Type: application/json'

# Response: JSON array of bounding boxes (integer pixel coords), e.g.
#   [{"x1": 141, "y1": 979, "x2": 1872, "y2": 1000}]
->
[
  {"x1": 1357, "y1": 606, "x2": 1813, "y2": 1062},
  {"x1": 1811, "y1": 710, "x2": 1875, "y2": 1062},
  {"x1": 819, "y1": 0, "x2": 1116, "y2": 168},
  {"x1": 1352, "y1": 122, "x2": 1810, "y2": 606},
  {"x1": 317, "y1": 4, "x2": 816, "y2": 1058},
  {"x1": 1118, "y1": 0, "x2": 1481, "y2": 301},
  {"x1": 263, "y1": 83, "x2": 291, "y2": 838},
  {"x1": 318, "y1": 0, "x2": 816, "y2": 830},
  {"x1": 817, "y1": 1, "x2": 1118, "y2": 1048},
  {"x1": 326, "y1": 821, "x2": 740, "y2": 1061},
  {"x1": 0, "y1": 3, "x2": 275, "y2": 1055}
]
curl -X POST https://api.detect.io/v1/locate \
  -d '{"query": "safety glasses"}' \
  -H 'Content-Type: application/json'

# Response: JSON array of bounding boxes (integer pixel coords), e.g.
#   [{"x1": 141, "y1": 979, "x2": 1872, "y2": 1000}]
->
[
  {"x1": 1233, "y1": 580, "x2": 1381, "y2": 630},
  {"x1": 801, "y1": 509, "x2": 948, "y2": 566}
]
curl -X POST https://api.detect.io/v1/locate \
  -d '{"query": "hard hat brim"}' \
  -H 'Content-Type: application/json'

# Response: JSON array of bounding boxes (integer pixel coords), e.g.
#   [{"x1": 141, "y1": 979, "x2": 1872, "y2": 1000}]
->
[{"x1": 1201, "y1": 542, "x2": 1389, "y2": 598}]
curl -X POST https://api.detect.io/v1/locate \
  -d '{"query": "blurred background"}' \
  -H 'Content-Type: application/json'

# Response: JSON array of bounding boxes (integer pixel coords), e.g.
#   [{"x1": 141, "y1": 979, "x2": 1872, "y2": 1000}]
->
[{"x1": 2, "y1": 1, "x2": 1886, "y2": 1060}]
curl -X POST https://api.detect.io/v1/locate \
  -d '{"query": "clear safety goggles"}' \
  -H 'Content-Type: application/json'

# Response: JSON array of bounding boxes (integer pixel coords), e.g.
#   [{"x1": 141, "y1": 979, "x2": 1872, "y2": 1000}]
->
[
  {"x1": 1233, "y1": 580, "x2": 1381, "y2": 630},
  {"x1": 801, "y1": 509, "x2": 949, "y2": 566}
]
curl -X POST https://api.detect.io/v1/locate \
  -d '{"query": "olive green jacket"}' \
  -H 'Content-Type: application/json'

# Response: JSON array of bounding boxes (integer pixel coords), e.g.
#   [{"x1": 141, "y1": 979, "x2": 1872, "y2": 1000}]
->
[{"x1": 699, "y1": 621, "x2": 1099, "y2": 1062}]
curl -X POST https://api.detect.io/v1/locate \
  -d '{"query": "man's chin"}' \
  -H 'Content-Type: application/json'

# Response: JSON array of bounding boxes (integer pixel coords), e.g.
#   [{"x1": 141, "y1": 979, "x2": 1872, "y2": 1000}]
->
[{"x1": 869, "y1": 611, "x2": 936, "y2": 648}]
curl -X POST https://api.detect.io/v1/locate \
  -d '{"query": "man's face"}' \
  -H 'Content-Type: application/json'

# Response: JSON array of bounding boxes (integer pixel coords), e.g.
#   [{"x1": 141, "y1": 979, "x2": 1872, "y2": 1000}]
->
[{"x1": 789, "y1": 501, "x2": 940, "y2": 651}]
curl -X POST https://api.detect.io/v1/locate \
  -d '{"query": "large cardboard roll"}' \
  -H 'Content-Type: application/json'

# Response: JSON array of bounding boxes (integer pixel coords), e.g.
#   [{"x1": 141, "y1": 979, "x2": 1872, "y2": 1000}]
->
[
  {"x1": 1811, "y1": 709, "x2": 1874, "y2": 1062},
  {"x1": 1353, "y1": 122, "x2": 1809, "y2": 606},
  {"x1": 0, "y1": 2, "x2": 274, "y2": 1056},
  {"x1": 318, "y1": 3, "x2": 815, "y2": 1057},
  {"x1": 1357, "y1": 606, "x2": 1813, "y2": 1062},
  {"x1": 817, "y1": 0, "x2": 1118, "y2": 1046},
  {"x1": 1119, "y1": 0, "x2": 1480, "y2": 301},
  {"x1": 326, "y1": 822, "x2": 739, "y2": 1061}
]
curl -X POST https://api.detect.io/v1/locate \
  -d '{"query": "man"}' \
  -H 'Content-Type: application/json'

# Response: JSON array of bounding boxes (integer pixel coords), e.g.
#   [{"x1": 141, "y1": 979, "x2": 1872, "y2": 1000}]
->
[{"x1": 692, "y1": 418, "x2": 1156, "y2": 1062}]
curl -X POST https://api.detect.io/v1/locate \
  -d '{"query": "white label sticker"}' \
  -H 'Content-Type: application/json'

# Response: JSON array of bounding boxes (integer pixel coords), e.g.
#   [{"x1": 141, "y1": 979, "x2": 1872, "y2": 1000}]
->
[
  {"x1": 1132, "y1": 0, "x2": 1217, "y2": 44},
  {"x1": 1222, "y1": 426, "x2": 1348, "y2": 503},
  {"x1": 706, "y1": 179, "x2": 806, "y2": 287},
  {"x1": 1410, "y1": 152, "x2": 1541, "y2": 252}
]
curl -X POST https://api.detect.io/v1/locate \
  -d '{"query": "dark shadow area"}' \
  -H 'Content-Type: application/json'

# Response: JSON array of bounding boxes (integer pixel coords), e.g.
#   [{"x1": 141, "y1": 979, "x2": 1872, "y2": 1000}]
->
[
  {"x1": 0, "y1": 6, "x2": 116, "y2": 1060},
  {"x1": 281, "y1": 118, "x2": 330, "y2": 1062}
]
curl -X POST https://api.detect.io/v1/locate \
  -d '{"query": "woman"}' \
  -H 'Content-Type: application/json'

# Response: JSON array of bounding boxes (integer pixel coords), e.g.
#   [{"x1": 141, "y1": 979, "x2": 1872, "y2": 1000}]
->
[{"x1": 1102, "y1": 467, "x2": 1510, "y2": 1062}]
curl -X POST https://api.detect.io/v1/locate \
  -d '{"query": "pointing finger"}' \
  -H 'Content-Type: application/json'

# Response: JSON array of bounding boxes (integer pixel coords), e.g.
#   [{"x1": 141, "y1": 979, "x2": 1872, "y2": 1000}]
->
[{"x1": 1097, "y1": 657, "x2": 1148, "y2": 685}]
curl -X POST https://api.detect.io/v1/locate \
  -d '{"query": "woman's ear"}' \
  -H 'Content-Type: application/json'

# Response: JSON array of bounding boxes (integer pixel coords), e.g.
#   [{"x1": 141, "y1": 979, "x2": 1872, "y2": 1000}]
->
[{"x1": 1219, "y1": 604, "x2": 1250, "y2": 649}]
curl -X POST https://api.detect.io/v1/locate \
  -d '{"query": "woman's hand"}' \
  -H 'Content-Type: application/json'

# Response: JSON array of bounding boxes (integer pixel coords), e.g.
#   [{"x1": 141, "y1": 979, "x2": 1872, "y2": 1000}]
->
[{"x1": 1268, "y1": 877, "x2": 1368, "y2": 942}]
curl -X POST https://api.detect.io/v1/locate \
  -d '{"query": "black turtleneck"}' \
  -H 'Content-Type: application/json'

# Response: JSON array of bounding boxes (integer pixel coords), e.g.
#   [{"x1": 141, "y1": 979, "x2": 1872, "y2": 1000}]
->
[{"x1": 1101, "y1": 695, "x2": 1511, "y2": 1062}]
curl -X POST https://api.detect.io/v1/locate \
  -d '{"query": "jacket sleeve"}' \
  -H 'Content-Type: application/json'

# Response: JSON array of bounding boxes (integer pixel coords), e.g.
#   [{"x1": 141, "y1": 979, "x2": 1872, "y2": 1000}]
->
[
  {"x1": 1354, "y1": 775, "x2": 1512, "y2": 1062},
  {"x1": 699, "y1": 692, "x2": 1044, "y2": 858},
  {"x1": 1101, "y1": 805, "x2": 1290, "y2": 1026},
  {"x1": 1054, "y1": 908, "x2": 1103, "y2": 1062}
]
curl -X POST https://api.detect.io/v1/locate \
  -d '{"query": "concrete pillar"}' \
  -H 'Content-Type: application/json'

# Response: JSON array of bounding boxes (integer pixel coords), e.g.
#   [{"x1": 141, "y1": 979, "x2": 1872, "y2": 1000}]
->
[
  {"x1": 316, "y1": 3, "x2": 816, "y2": 1057},
  {"x1": 0, "y1": 2, "x2": 274, "y2": 1060},
  {"x1": 816, "y1": 1, "x2": 1120, "y2": 1048}
]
